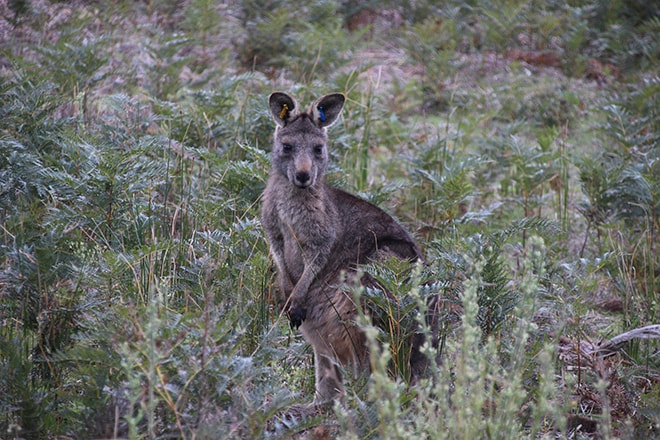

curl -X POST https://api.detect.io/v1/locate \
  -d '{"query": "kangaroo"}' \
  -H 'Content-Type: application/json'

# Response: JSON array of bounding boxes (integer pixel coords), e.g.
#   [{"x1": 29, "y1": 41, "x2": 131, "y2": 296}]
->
[{"x1": 261, "y1": 92, "x2": 425, "y2": 402}]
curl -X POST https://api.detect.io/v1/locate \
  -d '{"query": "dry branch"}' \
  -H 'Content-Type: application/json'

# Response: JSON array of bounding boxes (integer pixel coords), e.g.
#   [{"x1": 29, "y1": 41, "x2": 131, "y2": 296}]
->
[
  {"x1": 593, "y1": 324, "x2": 660, "y2": 358},
  {"x1": 559, "y1": 324, "x2": 660, "y2": 370}
]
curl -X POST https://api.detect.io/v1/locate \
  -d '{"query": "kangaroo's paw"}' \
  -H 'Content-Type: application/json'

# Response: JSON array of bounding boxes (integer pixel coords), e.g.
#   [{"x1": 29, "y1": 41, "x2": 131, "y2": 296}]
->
[{"x1": 287, "y1": 302, "x2": 307, "y2": 329}]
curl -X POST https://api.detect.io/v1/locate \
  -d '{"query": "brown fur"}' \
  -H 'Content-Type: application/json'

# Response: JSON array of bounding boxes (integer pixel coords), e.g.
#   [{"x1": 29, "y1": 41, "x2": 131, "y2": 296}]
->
[{"x1": 261, "y1": 92, "x2": 424, "y2": 402}]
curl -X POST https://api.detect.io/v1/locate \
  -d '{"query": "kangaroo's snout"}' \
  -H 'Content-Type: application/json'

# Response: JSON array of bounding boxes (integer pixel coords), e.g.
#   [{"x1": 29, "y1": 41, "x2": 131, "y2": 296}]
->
[
  {"x1": 295, "y1": 171, "x2": 311, "y2": 187},
  {"x1": 290, "y1": 149, "x2": 316, "y2": 188}
]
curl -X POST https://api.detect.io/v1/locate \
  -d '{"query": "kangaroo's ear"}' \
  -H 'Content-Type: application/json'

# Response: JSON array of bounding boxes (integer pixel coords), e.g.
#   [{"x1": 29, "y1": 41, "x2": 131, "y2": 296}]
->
[
  {"x1": 269, "y1": 92, "x2": 298, "y2": 127},
  {"x1": 310, "y1": 93, "x2": 345, "y2": 128}
]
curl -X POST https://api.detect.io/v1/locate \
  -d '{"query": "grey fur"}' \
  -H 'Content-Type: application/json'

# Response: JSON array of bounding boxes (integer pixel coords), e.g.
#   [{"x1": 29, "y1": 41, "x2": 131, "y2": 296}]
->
[{"x1": 261, "y1": 92, "x2": 425, "y2": 402}]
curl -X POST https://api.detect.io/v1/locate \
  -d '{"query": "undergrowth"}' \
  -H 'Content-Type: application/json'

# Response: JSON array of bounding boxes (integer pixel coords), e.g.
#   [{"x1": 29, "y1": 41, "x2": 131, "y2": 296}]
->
[{"x1": 1, "y1": 0, "x2": 658, "y2": 438}]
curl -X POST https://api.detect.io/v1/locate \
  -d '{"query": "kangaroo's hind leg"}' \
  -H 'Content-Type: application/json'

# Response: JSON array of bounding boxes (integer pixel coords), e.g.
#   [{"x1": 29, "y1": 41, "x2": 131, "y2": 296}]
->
[
  {"x1": 301, "y1": 285, "x2": 369, "y2": 403},
  {"x1": 313, "y1": 348, "x2": 345, "y2": 403}
]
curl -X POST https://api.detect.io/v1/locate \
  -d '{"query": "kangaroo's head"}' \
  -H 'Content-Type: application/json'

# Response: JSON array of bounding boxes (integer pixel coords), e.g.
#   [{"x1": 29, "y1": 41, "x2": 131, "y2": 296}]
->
[{"x1": 268, "y1": 92, "x2": 345, "y2": 189}]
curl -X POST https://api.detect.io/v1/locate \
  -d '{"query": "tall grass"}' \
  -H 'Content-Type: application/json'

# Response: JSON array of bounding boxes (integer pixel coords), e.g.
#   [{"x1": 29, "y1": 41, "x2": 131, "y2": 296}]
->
[
  {"x1": 334, "y1": 235, "x2": 567, "y2": 439},
  {"x1": 1, "y1": 0, "x2": 658, "y2": 438}
]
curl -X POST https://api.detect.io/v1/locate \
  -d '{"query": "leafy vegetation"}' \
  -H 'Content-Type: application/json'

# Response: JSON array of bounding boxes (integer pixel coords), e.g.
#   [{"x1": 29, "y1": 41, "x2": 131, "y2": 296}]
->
[{"x1": 1, "y1": 0, "x2": 658, "y2": 438}]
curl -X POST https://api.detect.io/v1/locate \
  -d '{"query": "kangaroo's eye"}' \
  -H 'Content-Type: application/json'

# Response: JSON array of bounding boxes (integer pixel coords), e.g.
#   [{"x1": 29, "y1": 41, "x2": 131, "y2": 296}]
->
[
  {"x1": 282, "y1": 144, "x2": 293, "y2": 153},
  {"x1": 313, "y1": 145, "x2": 324, "y2": 155}
]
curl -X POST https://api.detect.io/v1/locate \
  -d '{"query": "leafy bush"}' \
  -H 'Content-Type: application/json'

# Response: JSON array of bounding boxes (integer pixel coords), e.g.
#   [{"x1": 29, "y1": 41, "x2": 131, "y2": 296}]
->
[
  {"x1": 235, "y1": 0, "x2": 365, "y2": 81},
  {"x1": 578, "y1": 75, "x2": 659, "y2": 325}
]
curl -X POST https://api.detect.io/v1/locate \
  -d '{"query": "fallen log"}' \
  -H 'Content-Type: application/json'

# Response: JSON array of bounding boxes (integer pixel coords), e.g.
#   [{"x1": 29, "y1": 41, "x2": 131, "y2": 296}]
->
[
  {"x1": 593, "y1": 324, "x2": 660, "y2": 358},
  {"x1": 558, "y1": 324, "x2": 660, "y2": 369}
]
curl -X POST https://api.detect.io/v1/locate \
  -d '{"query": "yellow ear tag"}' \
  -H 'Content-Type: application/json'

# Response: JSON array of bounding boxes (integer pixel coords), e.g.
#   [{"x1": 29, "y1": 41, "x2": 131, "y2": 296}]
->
[{"x1": 279, "y1": 104, "x2": 289, "y2": 120}]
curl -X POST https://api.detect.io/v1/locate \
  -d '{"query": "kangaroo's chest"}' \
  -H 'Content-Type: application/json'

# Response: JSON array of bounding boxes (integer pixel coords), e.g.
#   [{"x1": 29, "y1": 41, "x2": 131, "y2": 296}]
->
[
  {"x1": 278, "y1": 199, "x2": 323, "y2": 249},
  {"x1": 276, "y1": 196, "x2": 337, "y2": 277}
]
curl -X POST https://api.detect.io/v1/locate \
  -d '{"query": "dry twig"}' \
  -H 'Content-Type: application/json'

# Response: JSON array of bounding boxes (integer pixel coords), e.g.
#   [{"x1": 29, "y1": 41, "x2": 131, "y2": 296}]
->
[{"x1": 559, "y1": 324, "x2": 660, "y2": 371}]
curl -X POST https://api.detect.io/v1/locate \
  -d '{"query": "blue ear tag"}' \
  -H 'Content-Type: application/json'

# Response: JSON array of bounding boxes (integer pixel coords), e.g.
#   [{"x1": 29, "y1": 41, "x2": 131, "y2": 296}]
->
[{"x1": 318, "y1": 106, "x2": 327, "y2": 123}]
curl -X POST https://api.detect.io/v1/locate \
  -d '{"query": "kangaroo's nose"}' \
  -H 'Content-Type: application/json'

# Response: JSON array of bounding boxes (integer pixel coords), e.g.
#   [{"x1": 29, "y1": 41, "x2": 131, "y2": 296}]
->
[{"x1": 296, "y1": 172, "x2": 310, "y2": 185}]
